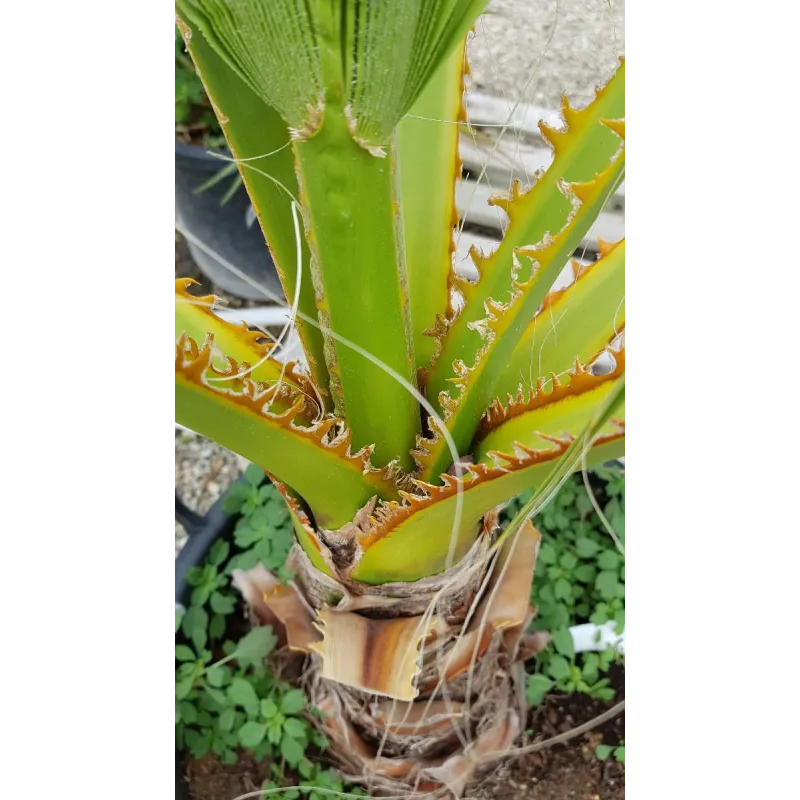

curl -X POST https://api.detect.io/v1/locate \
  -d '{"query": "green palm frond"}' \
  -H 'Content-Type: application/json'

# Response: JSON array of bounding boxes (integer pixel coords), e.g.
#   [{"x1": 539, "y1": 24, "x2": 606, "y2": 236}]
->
[{"x1": 175, "y1": 4, "x2": 625, "y2": 586}]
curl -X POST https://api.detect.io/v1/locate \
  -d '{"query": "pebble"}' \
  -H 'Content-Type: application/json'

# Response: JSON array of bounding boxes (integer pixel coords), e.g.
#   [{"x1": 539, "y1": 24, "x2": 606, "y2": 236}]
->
[
  {"x1": 468, "y1": 0, "x2": 625, "y2": 110},
  {"x1": 175, "y1": 429, "x2": 242, "y2": 556}
]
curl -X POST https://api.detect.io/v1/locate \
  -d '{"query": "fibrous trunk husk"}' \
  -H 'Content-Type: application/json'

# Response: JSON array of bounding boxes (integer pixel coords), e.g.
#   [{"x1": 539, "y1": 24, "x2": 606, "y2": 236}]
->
[{"x1": 232, "y1": 518, "x2": 547, "y2": 798}]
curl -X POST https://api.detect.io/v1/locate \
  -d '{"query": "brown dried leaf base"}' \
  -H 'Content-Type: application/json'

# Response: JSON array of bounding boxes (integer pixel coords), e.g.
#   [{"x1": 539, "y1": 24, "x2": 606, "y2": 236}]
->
[
  {"x1": 304, "y1": 647, "x2": 523, "y2": 798},
  {"x1": 233, "y1": 521, "x2": 548, "y2": 798}
]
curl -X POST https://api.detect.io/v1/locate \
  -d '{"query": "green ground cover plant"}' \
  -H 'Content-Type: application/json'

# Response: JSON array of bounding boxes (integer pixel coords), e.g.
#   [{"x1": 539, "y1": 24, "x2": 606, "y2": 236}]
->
[
  {"x1": 501, "y1": 465, "x2": 624, "y2": 705},
  {"x1": 177, "y1": 463, "x2": 624, "y2": 786}
]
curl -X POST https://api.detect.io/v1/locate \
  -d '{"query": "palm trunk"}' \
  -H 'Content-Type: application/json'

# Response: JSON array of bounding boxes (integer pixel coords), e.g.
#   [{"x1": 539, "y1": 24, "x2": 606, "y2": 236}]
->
[{"x1": 232, "y1": 508, "x2": 547, "y2": 798}]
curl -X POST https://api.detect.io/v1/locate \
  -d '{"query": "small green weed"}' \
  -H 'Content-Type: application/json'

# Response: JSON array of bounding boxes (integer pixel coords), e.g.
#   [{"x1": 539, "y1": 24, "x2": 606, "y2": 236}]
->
[
  {"x1": 176, "y1": 465, "x2": 331, "y2": 773},
  {"x1": 175, "y1": 29, "x2": 218, "y2": 136},
  {"x1": 180, "y1": 465, "x2": 295, "y2": 642},
  {"x1": 222, "y1": 464, "x2": 296, "y2": 575},
  {"x1": 262, "y1": 762, "x2": 369, "y2": 800},
  {"x1": 596, "y1": 740, "x2": 625, "y2": 763},
  {"x1": 176, "y1": 624, "x2": 319, "y2": 764},
  {"x1": 501, "y1": 464, "x2": 625, "y2": 706}
]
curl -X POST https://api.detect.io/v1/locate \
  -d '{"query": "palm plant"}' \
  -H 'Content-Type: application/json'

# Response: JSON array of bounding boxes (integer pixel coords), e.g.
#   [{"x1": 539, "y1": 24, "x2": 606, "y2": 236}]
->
[{"x1": 175, "y1": 1, "x2": 624, "y2": 794}]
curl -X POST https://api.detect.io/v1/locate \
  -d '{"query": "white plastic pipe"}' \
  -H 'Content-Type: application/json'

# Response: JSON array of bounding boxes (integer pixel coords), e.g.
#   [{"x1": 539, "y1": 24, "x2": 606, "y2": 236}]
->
[
  {"x1": 215, "y1": 304, "x2": 292, "y2": 327},
  {"x1": 570, "y1": 621, "x2": 625, "y2": 654}
]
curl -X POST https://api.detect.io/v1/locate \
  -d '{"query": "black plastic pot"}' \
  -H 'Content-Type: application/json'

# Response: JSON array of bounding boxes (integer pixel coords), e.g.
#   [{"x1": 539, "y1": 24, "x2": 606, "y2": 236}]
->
[
  {"x1": 175, "y1": 141, "x2": 284, "y2": 301},
  {"x1": 175, "y1": 489, "x2": 241, "y2": 609}
]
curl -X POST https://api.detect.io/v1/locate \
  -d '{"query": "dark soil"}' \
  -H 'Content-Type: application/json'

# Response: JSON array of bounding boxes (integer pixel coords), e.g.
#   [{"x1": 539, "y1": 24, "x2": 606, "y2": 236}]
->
[
  {"x1": 467, "y1": 665, "x2": 625, "y2": 800},
  {"x1": 182, "y1": 744, "x2": 329, "y2": 800},
  {"x1": 181, "y1": 666, "x2": 623, "y2": 800},
  {"x1": 185, "y1": 751, "x2": 276, "y2": 800}
]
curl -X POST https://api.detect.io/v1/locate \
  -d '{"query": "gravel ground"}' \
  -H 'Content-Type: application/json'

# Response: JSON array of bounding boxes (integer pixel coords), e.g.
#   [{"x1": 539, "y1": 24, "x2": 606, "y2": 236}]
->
[
  {"x1": 468, "y1": 0, "x2": 625, "y2": 110},
  {"x1": 175, "y1": 429, "x2": 242, "y2": 554}
]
